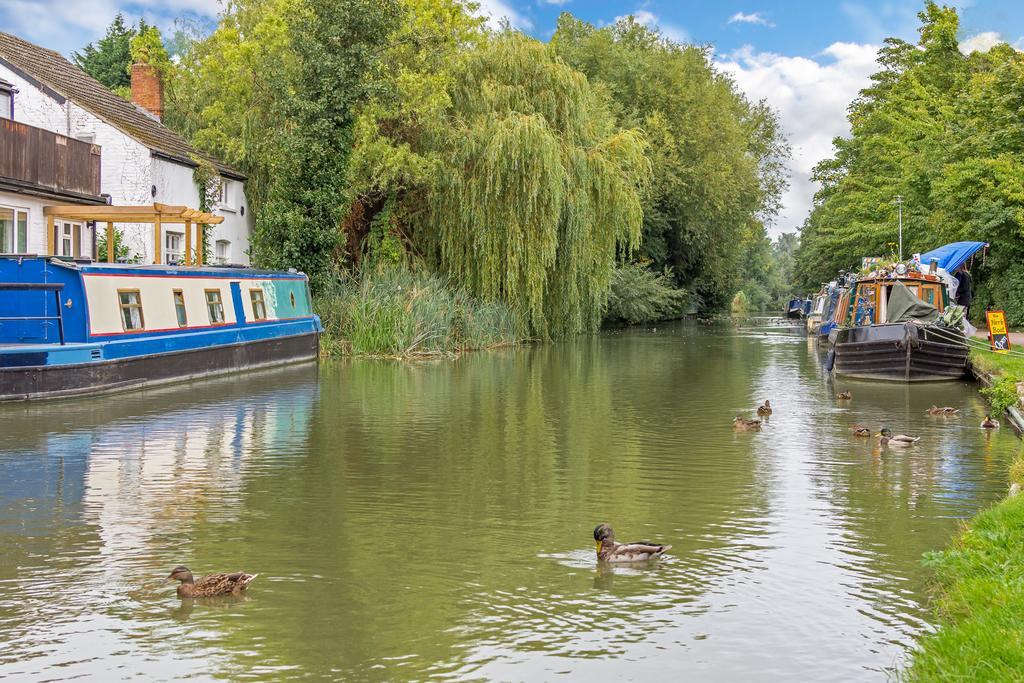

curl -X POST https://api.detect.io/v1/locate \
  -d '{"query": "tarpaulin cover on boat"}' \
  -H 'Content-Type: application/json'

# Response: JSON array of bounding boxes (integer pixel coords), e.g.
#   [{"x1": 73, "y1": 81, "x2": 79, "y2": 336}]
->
[
  {"x1": 886, "y1": 281, "x2": 941, "y2": 324},
  {"x1": 918, "y1": 241, "x2": 986, "y2": 273}
]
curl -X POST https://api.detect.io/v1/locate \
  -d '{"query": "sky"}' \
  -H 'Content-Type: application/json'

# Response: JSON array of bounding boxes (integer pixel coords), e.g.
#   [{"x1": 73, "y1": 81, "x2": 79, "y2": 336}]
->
[{"x1": 3, "y1": 0, "x2": 1024, "y2": 236}]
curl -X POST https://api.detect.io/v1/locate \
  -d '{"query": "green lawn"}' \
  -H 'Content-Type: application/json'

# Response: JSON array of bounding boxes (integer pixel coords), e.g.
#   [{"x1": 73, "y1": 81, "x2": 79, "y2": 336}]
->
[{"x1": 905, "y1": 482, "x2": 1024, "y2": 681}]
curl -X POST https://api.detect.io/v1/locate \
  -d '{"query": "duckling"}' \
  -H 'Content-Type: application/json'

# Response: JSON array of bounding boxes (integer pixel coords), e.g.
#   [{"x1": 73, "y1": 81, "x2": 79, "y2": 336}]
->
[
  {"x1": 168, "y1": 566, "x2": 258, "y2": 599},
  {"x1": 926, "y1": 405, "x2": 960, "y2": 415},
  {"x1": 756, "y1": 400, "x2": 773, "y2": 416},
  {"x1": 851, "y1": 424, "x2": 872, "y2": 437},
  {"x1": 733, "y1": 415, "x2": 762, "y2": 431},
  {"x1": 980, "y1": 414, "x2": 1001, "y2": 429},
  {"x1": 594, "y1": 524, "x2": 671, "y2": 563},
  {"x1": 836, "y1": 391, "x2": 852, "y2": 400},
  {"x1": 879, "y1": 427, "x2": 920, "y2": 448}
]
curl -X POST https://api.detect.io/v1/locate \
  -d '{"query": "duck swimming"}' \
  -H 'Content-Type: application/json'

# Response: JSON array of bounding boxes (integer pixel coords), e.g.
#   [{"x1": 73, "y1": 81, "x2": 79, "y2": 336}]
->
[
  {"x1": 594, "y1": 524, "x2": 671, "y2": 563},
  {"x1": 879, "y1": 427, "x2": 920, "y2": 448},
  {"x1": 836, "y1": 391, "x2": 852, "y2": 400},
  {"x1": 733, "y1": 415, "x2": 762, "y2": 431},
  {"x1": 981, "y1": 414, "x2": 1001, "y2": 429},
  {"x1": 851, "y1": 424, "x2": 872, "y2": 437},
  {"x1": 169, "y1": 566, "x2": 258, "y2": 599},
  {"x1": 926, "y1": 405, "x2": 960, "y2": 415},
  {"x1": 757, "y1": 400, "x2": 773, "y2": 416}
]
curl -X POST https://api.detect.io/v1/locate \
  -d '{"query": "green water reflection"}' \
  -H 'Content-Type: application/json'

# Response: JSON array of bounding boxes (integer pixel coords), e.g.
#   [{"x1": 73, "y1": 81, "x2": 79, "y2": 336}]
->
[{"x1": 0, "y1": 321, "x2": 1017, "y2": 681}]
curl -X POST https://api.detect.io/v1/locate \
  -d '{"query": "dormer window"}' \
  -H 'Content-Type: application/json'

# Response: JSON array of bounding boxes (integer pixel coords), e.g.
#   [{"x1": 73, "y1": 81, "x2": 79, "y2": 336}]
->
[{"x1": 0, "y1": 79, "x2": 14, "y2": 120}]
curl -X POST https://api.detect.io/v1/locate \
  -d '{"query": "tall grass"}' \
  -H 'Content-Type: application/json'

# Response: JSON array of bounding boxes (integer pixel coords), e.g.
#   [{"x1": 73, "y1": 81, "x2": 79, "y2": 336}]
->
[{"x1": 314, "y1": 264, "x2": 523, "y2": 358}]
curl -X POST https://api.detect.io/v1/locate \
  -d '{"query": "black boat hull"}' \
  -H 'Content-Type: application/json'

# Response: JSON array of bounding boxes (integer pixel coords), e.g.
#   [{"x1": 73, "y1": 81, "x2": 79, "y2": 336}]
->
[
  {"x1": 831, "y1": 323, "x2": 967, "y2": 382},
  {"x1": 0, "y1": 331, "x2": 320, "y2": 402}
]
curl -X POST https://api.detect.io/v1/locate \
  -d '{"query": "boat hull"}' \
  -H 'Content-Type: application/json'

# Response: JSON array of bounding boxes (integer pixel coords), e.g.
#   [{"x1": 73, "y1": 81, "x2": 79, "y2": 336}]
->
[
  {"x1": 830, "y1": 322, "x2": 968, "y2": 382},
  {"x1": 0, "y1": 331, "x2": 319, "y2": 401}
]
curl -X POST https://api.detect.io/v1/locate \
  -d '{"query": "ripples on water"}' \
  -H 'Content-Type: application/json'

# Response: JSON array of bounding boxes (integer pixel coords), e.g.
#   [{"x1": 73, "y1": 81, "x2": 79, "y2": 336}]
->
[{"x1": 0, "y1": 321, "x2": 1017, "y2": 681}]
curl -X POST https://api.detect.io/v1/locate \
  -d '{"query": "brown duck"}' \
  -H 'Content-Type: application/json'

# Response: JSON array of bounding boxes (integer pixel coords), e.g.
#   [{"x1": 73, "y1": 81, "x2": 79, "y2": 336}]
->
[
  {"x1": 169, "y1": 566, "x2": 258, "y2": 599},
  {"x1": 733, "y1": 415, "x2": 762, "y2": 431},
  {"x1": 851, "y1": 424, "x2": 872, "y2": 437},
  {"x1": 836, "y1": 391, "x2": 852, "y2": 400},
  {"x1": 981, "y1": 414, "x2": 1000, "y2": 429},
  {"x1": 926, "y1": 405, "x2": 960, "y2": 415},
  {"x1": 756, "y1": 400, "x2": 773, "y2": 416},
  {"x1": 594, "y1": 524, "x2": 671, "y2": 562}
]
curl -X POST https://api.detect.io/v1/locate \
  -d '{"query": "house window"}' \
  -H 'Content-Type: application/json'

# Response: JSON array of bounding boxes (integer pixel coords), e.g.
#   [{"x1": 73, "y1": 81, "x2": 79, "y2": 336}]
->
[
  {"x1": 165, "y1": 231, "x2": 183, "y2": 264},
  {"x1": 118, "y1": 290, "x2": 145, "y2": 331},
  {"x1": 249, "y1": 289, "x2": 267, "y2": 320},
  {"x1": 0, "y1": 207, "x2": 28, "y2": 253},
  {"x1": 57, "y1": 221, "x2": 83, "y2": 258},
  {"x1": 215, "y1": 239, "x2": 230, "y2": 264},
  {"x1": 218, "y1": 179, "x2": 234, "y2": 210},
  {"x1": 0, "y1": 78, "x2": 13, "y2": 120},
  {"x1": 173, "y1": 290, "x2": 187, "y2": 327},
  {"x1": 205, "y1": 289, "x2": 225, "y2": 324}
]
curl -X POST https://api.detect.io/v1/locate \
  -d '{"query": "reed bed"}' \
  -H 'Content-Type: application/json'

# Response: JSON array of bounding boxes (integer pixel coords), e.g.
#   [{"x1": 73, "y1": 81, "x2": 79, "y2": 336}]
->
[{"x1": 315, "y1": 265, "x2": 524, "y2": 358}]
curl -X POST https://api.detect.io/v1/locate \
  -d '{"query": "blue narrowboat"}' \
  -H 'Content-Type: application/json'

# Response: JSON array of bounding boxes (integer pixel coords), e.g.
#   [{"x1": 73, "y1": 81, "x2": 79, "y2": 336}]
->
[{"x1": 0, "y1": 256, "x2": 322, "y2": 401}]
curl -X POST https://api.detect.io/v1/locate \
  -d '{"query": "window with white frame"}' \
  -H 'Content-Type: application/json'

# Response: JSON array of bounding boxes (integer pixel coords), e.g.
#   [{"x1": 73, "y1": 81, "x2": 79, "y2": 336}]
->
[
  {"x1": 218, "y1": 178, "x2": 235, "y2": 210},
  {"x1": 0, "y1": 206, "x2": 28, "y2": 254},
  {"x1": 57, "y1": 221, "x2": 83, "y2": 258},
  {"x1": 165, "y1": 231, "x2": 183, "y2": 264},
  {"x1": 215, "y1": 239, "x2": 230, "y2": 264}
]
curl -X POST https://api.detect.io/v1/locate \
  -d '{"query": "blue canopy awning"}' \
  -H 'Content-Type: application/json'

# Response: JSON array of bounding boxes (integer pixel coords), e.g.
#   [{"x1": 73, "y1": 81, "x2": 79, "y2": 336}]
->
[{"x1": 918, "y1": 241, "x2": 987, "y2": 272}]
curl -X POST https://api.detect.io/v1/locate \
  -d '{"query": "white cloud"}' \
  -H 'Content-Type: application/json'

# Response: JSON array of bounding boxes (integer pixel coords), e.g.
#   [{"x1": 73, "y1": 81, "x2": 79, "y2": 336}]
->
[
  {"x1": 959, "y1": 31, "x2": 1003, "y2": 54},
  {"x1": 475, "y1": 0, "x2": 533, "y2": 30},
  {"x1": 614, "y1": 10, "x2": 689, "y2": 44},
  {"x1": 716, "y1": 42, "x2": 881, "y2": 235},
  {"x1": 728, "y1": 12, "x2": 774, "y2": 28}
]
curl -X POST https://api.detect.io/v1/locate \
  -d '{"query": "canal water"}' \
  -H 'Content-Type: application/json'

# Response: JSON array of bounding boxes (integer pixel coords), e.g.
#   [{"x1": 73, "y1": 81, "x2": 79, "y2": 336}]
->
[{"x1": 0, "y1": 321, "x2": 1018, "y2": 681}]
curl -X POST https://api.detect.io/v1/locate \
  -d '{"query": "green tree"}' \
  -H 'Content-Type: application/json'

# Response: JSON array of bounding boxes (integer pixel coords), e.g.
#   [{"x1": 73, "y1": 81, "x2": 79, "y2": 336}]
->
[
  {"x1": 72, "y1": 14, "x2": 135, "y2": 94},
  {"x1": 551, "y1": 14, "x2": 788, "y2": 313},
  {"x1": 795, "y1": 2, "x2": 1024, "y2": 323},
  {"x1": 251, "y1": 0, "x2": 403, "y2": 287}
]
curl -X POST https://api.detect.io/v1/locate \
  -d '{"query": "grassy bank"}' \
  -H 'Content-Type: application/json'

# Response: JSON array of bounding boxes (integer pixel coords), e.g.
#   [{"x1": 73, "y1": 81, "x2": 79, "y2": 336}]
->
[
  {"x1": 970, "y1": 349, "x2": 1024, "y2": 416},
  {"x1": 314, "y1": 265, "x2": 524, "y2": 358},
  {"x1": 904, "y1": 450, "x2": 1024, "y2": 681}
]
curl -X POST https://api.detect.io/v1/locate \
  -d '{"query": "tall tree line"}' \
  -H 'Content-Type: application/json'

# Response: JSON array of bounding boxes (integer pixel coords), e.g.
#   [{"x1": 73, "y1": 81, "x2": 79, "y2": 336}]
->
[
  {"x1": 796, "y1": 2, "x2": 1024, "y2": 323},
  {"x1": 76, "y1": 0, "x2": 787, "y2": 335}
]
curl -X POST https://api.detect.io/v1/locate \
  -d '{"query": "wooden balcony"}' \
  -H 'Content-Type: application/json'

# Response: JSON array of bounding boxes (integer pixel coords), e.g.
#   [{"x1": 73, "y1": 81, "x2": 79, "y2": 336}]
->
[{"x1": 0, "y1": 118, "x2": 102, "y2": 202}]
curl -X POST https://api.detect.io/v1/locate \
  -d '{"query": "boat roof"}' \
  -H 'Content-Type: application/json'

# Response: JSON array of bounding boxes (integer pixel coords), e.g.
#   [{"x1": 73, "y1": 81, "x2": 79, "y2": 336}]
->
[{"x1": 28, "y1": 257, "x2": 307, "y2": 280}]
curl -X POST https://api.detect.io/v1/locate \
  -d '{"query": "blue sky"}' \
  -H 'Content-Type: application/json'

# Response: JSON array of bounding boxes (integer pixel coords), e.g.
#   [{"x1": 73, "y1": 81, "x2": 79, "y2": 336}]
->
[{"x1": 3, "y1": 0, "x2": 1023, "y2": 235}]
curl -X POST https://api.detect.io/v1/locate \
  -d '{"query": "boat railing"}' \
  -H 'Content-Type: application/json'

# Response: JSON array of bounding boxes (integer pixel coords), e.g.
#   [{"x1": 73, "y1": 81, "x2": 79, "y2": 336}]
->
[{"x1": 0, "y1": 283, "x2": 65, "y2": 345}]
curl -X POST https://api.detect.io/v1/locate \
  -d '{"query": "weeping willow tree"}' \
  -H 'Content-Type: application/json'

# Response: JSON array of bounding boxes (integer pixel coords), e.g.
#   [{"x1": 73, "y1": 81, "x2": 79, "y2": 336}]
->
[{"x1": 415, "y1": 33, "x2": 650, "y2": 338}]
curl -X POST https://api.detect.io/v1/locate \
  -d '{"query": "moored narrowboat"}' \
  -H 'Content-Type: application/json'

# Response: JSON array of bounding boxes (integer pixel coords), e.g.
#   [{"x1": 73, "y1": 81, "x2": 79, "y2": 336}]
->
[
  {"x1": 0, "y1": 256, "x2": 322, "y2": 401},
  {"x1": 826, "y1": 242, "x2": 985, "y2": 382}
]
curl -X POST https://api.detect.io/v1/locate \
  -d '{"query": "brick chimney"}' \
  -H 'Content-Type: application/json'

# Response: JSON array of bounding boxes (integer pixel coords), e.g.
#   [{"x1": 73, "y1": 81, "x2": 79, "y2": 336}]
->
[{"x1": 130, "y1": 63, "x2": 163, "y2": 121}]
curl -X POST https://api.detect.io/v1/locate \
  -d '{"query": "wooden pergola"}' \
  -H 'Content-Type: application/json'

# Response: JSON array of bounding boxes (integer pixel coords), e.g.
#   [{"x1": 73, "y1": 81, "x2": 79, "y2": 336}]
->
[{"x1": 43, "y1": 203, "x2": 224, "y2": 266}]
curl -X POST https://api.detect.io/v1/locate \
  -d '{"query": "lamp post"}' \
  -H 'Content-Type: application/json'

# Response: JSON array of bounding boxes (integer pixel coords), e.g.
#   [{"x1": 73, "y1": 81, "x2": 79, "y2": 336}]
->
[{"x1": 895, "y1": 195, "x2": 903, "y2": 262}]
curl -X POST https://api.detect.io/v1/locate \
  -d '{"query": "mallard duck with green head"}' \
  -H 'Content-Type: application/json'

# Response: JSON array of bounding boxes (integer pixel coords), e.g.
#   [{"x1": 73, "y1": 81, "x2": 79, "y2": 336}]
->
[
  {"x1": 169, "y1": 566, "x2": 258, "y2": 599},
  {"x1": 594, "y1": 524, "x2": 671, "y2": 563}
]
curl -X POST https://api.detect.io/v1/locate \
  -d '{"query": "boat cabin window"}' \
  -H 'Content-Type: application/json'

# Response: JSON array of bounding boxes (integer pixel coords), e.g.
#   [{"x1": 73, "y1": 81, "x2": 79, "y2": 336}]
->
[
  {"x1": 118, "y1": 290, "x2": 145, "y2": 331},
  {"x1": 173, "y1": 290, "x2": 187, "y2": 327},
  {"x1": 250, "y1": 289, "x2": 267, "y2": 321},
  {"x1": 0, "y1": 206, "x2": 28, "y2": 254},
  {"x1": 205, "y1": 289, "x2": 225, "y2": 324}
]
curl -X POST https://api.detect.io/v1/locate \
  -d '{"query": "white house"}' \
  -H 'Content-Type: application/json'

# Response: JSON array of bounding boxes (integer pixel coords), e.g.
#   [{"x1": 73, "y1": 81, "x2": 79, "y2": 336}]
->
[{"x1": 0, "y1": 31, "x2": 252, "y2": 265}]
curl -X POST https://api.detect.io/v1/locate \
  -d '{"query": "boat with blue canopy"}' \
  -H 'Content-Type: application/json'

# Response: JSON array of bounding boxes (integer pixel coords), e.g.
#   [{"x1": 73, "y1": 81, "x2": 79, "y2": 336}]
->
[
  {"x1": 825, "y1": 241, "x2": 986, "y2": 382},
  {"x1": 0, "y1": 256, "x2": 322, "y2": 401}
]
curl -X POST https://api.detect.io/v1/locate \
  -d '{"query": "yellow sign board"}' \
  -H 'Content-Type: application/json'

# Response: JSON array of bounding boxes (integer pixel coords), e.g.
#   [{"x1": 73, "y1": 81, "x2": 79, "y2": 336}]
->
[{"x1": 987, "y1": 310, "x2": 1011, "y2": 353}]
